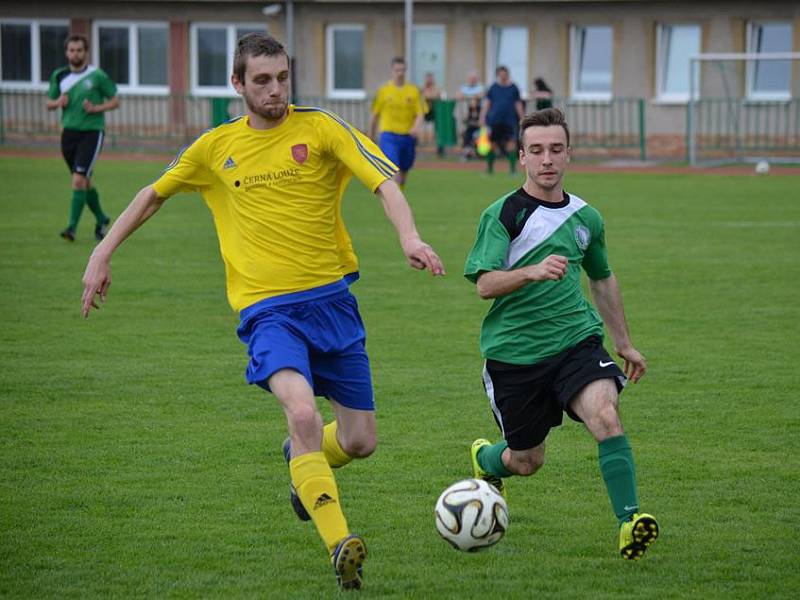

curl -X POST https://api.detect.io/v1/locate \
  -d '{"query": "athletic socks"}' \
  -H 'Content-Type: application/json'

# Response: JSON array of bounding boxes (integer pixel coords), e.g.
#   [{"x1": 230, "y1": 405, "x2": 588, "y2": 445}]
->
[
  {"x1": 598, "y1": 434, "x2": 640, "y2": 525},
  {"x1": 477, "y1": 440, "x2": 512, "y2": 477},
  {"x1": 86, "y1": 187, "x2": 109, "y2": 225},
  {"x1": 290, "y1": 451, "x2": 349, "y2": 554},
  {"x1": 67, "y1": 189, "x2": 87, "y2": 231},
  {"x1": 322, "y1": 421, "x2": 353, "y2": 468},
  {"x1": 486, "y1": 151, "x2": 496, "y2": 174},
  {"x1": 507, "y1": 150, "x2": 517, "y2": 174}
]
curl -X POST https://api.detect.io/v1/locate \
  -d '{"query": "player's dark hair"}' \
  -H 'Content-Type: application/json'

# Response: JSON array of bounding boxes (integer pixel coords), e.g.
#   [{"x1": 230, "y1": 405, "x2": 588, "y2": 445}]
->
[
  {"x1": 496, "y1": 65, "x2": 509, "y2": 76},
  {"x1": 233, "y1": 32, "x2": 288, "y2": 82},
  {"x1": 519, "y1": 108, "x2": 571, "y2": 147},
  {"x1": 391, "y1": 57, "x2": 406, "y2": 66},
  {"x1": 64, "y1": 34, "x2": 89, "y2": 51}
]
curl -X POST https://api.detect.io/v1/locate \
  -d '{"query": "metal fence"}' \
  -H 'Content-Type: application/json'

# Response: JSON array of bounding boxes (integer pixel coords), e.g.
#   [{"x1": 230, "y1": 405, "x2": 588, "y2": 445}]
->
[
  {"x1": 0, "y1": 90, "x2": 646, "y2": 159},
  {"x1": 687, "y1": 97, "x2": 800, "y2": 165}
]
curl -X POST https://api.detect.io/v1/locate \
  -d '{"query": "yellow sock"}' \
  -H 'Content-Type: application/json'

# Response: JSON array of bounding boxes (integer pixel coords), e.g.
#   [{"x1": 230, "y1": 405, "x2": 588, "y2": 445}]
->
[
  {"x1": 322, "y1": 421, "x2": 353, "y2": 468},
  {"x1": 290, "y1": 452, "x2": 349, "y2": 554}
]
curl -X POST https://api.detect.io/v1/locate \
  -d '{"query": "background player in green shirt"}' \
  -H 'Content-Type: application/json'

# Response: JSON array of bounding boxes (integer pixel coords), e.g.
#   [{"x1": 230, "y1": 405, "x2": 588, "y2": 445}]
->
[
  {"x1": 464, "y1": 108, "x2": 659, "y2": 560},
  {"x1": 46, "y1": 34, "x2": 118, "y2": 242}
]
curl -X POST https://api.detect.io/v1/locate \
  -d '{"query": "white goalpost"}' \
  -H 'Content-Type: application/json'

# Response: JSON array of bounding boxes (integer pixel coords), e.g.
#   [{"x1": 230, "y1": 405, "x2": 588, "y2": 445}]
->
[{"x1": 687, "y1": 52, "x2": 800, "y2": 166}]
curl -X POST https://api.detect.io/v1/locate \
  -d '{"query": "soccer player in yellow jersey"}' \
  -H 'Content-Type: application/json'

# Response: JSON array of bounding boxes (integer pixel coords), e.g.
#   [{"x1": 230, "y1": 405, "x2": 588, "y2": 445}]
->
[
  {"x1": 369, "y1": 57, "x2": 426, "y2": 187},
  {"x1": 80, "y1": 33, "x2": 445, "y2": 591}
]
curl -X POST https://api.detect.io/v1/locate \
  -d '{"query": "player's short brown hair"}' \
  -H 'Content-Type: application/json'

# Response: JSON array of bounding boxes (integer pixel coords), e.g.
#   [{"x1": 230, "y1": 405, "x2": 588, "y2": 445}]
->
[
  {"x1": 64, "y1": 34, "x2": 89, "y2": 51},
  {"x1": 233, "y1": 32, "x2": 288, "y2": 82},
  {"x1": 519, "y1": 108, "x2": 571, "y2": 147}
]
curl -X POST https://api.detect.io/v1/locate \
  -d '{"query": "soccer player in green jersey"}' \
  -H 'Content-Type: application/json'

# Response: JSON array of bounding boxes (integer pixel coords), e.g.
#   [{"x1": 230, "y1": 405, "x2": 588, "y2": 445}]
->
[
  {"x1": 80, "y1": 33, "x2": 445, "y2": 590},
  {"x1": 464, "y1": 108, "x2": 659, "y2": 560},
  {"x1": 46, "y1": 34, "x2": 118, "y2": 242}
]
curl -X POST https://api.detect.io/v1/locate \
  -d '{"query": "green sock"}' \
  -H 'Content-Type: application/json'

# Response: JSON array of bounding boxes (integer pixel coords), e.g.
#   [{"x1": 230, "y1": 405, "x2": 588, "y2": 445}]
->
[
  {"x1": 487, "y1": 151, "x2": 495, "y2": 174},
  {"x1": 507, "y1": 151, "x2": 516, "y2": 173},
  {"x1": 86, "y1": 187, "x2": 109, "y2": 225},
  {"x1": 68, "y1": 189, "x2": 88, "y2": 231},
  {"x1": 477, "y1": 440, "x2": 512, "y2": 477},
  {"x1": 598, "y1": 435, "x2": 640, "y2": 525}
]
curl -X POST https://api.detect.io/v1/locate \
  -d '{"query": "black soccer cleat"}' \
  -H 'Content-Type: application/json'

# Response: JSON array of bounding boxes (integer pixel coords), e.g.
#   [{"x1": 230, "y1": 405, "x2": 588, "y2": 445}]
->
[
  {"x1": 60, "y1": 228, "x2": 76, "y2": 242},
  {"x1": 282, "y1": 437, "x2": 311, "y2": 521},
  {"x1": 95, "y1": 218, "x2": 110, "y2": 241}
]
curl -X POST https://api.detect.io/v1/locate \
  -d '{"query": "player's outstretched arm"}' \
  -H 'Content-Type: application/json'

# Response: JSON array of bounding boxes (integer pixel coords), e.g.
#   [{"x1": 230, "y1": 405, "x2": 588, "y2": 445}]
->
[
  {"x1": 81, "y1": 185, "x2": 167, "y2": 318},
  {"x1": 588, "y1": 274, "x2": 646, "y2": 382},
  {"x1": 375, "y1": 179, "x2": 445, "y2": 276}
]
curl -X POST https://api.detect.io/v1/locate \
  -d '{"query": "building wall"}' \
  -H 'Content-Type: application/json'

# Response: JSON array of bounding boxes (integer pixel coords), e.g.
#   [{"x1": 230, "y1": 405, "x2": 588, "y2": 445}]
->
[{"x1": 2, "y1": 1, "x2": 799, "y2": 154}]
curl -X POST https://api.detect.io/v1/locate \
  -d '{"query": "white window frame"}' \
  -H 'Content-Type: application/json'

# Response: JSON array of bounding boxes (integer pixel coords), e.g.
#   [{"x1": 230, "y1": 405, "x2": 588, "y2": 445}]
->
[
  {"x1": 326, "y1": 24, "x2": 366, "y2": 100},
  {"x1": 569, "y1": 24, "x2": 613, "y2": 101},
  {"x1": 746, "y1": 21, "x2": 793, "y2": 102},
  {"x1": 92, "y1": 20, "x2": 169, "y2": 95},
  {"x1": 484, "y1": 25, "x2": 528, "y2": 99},
  {"x1": 190, "y1": 22, "x2": 268, "y2": 97},
  {"x1": 0, "y1": 18, "x2": 69, "y2": 90},
  {"x1": 655, "y1": 23, "x2": 701, "y2": 104}
]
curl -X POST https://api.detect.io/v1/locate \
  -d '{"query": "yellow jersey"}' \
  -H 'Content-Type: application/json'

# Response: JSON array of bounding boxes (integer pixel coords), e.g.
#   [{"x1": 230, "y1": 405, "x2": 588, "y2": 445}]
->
[
  {"x1": 152, "y1": 106, "x2": 397, "y2": 312},
  {"x1": 371, "y1": 81, "x2": 426, "y2": 135}
]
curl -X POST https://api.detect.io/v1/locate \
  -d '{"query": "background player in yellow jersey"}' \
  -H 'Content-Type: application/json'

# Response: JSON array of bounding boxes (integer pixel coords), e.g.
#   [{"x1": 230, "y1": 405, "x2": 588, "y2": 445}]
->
[
  {"x1": 369, "y1": 57, "x2": 427, "y2": 187},
  {"x1": 80, "y1": 33, "x2": 445, "y2": 591}
]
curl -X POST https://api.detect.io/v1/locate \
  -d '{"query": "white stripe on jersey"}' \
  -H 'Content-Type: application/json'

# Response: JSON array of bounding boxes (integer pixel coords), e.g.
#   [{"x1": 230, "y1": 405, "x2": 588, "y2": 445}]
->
[
  {"x1": 505, "y1": 193, "x2": 587, "y2": 269},
  {"x1": 59, "y1": 65, "x2": 97, "y2": 95}
]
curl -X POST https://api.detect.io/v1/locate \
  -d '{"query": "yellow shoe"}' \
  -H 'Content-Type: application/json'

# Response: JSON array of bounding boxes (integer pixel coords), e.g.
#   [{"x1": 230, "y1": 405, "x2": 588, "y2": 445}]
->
[
  {"x1": 470, "y1": 438, "x2": 507, "y2": 500},
  {"x1": 619, "y1": 513, "x2": 659, "y2": 560},
  {"x1": 331, "y1": 534, "x2": 367, "y2": 590}
]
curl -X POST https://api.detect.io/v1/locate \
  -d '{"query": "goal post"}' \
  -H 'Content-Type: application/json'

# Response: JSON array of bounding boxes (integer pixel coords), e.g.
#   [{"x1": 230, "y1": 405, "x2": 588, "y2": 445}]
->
[{"x1": 687, "y1": 52, "x2": 800, "y2": 166}]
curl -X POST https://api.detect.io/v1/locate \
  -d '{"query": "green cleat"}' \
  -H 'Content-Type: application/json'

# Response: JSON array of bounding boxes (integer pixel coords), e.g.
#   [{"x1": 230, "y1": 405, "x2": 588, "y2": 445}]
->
[
  {"x1": 331, "y1": 534, "x2": 367, "y2": 590},
  {"x1": 470, "y1": 438, "x2": 507, "y2": 500},
  {"x1": 619, "y1": 513, "x2": 659, "y2": 560}
]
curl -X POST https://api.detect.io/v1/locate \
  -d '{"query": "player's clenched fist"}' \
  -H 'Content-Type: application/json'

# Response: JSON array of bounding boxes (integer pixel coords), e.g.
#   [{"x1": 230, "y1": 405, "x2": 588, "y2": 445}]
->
[{"x1": 527, "y1": 254, "x2": 568, "y2": 282}]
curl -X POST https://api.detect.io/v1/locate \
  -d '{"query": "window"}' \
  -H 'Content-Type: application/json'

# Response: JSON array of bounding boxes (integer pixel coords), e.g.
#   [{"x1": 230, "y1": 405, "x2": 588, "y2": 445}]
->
[
  {"x1": 93, "y1": 21, "x2": 168, "y2": 94},
  {"x1": 570, "y1": 25, "x2": 613, "y2": 100},
  {"x1": 0, "y1": 18, "x2": 69, "y2": 89},
  {"x1": 486, "y1": 26, "x2": 528, "y2": 96},
  {"x1": 326, "y1": 24, "x2": 365, "y2": 99},
  {"x1": 191, "y1": 23, "x2": 268, "y2": 96},
  {"x1": 656, "y1": 24, "x2": 701, "y2": 102},
  {"x1": 747, "y1": 22, "x2": 793, "y2": 100},
  {"x1": 411, "y1": 25, "x2": 446, "y2": 88}
]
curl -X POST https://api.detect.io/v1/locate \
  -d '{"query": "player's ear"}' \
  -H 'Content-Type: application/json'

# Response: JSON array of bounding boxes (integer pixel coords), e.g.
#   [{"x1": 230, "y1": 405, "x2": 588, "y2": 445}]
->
[
  {"x1": 566, "y1": 146, "x2": 572, "y2": 163},
  {"x1": 231, "y1": 72, "x2": 243, "y2": 93}
]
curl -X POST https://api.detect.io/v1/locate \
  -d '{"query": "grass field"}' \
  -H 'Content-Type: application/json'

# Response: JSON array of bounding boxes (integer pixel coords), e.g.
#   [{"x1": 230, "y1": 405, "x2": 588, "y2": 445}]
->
[{"x1": 1, "y1": 156, "x2": 798, "y2": 598}]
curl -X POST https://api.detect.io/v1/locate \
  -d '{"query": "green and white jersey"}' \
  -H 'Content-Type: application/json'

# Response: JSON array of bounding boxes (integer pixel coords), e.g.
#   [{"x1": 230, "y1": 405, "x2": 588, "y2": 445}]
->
[
  {"x1": 464, "y1": 188, "x2": 611, "y2": 365},
  {"x1": 47, "y1": 64, "x2": 117, "y2": 131}
]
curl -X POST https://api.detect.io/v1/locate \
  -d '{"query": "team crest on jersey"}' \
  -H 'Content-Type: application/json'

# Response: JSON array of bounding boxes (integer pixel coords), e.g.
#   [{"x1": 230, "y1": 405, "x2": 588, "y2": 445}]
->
[
  {"x1": 83, "y1": 79, "x2": 93, "y2": 90},
  {"x1": 574, "y1": 225, "x2": 591, "y2": 250},
  {"x1": 223, "y1": 156, "x2": 236, "y2": 169},
  {"x1": 291, "y1": 144, "x2": 308, "y2": 164}
]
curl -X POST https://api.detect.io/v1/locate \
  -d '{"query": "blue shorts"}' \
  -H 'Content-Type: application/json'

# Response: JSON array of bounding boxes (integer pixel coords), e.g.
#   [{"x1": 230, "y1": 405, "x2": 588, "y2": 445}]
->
[
  {"x1": 379, "y1": 132, "x2": 416, "y2": 172},
  {"x1": 236, "y1": 280, "x2": 374, "y2": 411}
]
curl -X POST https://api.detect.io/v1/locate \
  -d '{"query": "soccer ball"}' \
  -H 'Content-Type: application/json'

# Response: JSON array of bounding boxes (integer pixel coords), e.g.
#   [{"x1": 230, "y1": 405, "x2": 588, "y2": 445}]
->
[
  {"x1": 435, "y1": 478, "x2": 509, "y2": 552},
  {"x1": 755, "y1": 160, "x2": 770, "y2": 175}
]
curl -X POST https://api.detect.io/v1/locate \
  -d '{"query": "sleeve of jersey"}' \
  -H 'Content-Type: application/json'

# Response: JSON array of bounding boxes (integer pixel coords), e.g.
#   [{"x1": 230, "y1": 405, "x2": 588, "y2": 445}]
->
[
  {"x1": 47, "y1": 71, "x2": 59, "y2": 100},
  {"x1": 463, "y1": 212, "x2": 510, "y2": 283},
  {"x1": 582, "y1": 214, "x2": 612, "y2": 280},
  {"x1": 330, "y1": 120, "x2": 398, "y2": 191},
  {"x1": 151, "y1": 137, "x2": 214, "y2": 198},
  {"x1": 370, "y1": 89, "x2": 383, "y2": 115},
  {"x1": 100, "y1": 71, "x2": 118, "y2": 98}
]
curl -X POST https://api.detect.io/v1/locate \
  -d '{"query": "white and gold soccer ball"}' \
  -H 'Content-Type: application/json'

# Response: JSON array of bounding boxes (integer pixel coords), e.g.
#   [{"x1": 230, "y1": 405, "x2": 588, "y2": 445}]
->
[
  {"x1": 435, "y1": 478, "x2": 509, "y2": 552},
  {"x1": 755, "y1": 160, "x2": 770, "y2": 175}
]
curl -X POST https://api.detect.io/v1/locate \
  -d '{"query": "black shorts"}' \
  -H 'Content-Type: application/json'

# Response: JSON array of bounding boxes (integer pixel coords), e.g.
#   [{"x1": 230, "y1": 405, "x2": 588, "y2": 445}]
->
[
  {"x1": 488, "y1": 122, "x2": 515, "y2": 145},
  {"x1": 481, "y1": 335, "x2": 626, "y2": 451},
  {"x1": 61, "y1": 129, "x2": 104, "y2": 177}
]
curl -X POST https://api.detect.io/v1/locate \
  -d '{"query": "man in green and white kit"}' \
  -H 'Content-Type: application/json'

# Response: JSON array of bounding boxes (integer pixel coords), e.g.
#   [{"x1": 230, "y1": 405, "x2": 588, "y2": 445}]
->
[
  {"x1": 46, "y1": 34, "x2": 118, "y2": 242},
  {"x1": 464, "y1": 108, "x2": 659, "y2": 560}
]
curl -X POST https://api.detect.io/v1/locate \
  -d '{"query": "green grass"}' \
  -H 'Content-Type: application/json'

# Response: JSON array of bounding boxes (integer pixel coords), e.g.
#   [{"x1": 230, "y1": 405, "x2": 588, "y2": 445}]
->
[{"x1": 1, "y1": 156, "x2": 799, "y2": 598}]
